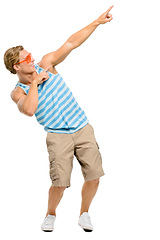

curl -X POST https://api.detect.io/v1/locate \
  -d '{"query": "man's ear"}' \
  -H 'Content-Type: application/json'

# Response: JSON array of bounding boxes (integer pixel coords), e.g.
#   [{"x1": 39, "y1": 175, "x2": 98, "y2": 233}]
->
[{"x1": 13, "y1": 64, "x2": 20, "y2": 72}]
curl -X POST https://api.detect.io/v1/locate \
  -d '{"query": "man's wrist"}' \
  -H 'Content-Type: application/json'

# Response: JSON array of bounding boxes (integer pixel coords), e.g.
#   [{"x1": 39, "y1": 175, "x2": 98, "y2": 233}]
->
[{"x1": 93, "y1": 19, "x2": 100, "y2": 27}]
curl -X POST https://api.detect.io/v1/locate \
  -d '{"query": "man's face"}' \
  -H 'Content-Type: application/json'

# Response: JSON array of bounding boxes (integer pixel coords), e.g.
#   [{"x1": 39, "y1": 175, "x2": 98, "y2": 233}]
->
[{"x1": 14, "y1": 49, "x2": 36, "y2": 74}]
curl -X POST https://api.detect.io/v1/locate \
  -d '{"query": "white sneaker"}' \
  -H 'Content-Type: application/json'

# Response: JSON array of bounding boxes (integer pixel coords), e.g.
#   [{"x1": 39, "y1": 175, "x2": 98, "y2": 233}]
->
[
  {"x1": 41, "y1": 214, "x2": 56, "y2": 232},
  {"x1": 78, "y1": 212, "x2": 93, "y2": 232}
]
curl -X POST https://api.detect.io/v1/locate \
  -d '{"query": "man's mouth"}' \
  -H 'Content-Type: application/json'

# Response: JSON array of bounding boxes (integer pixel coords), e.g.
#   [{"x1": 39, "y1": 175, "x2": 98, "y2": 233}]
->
[{"x1": 30, "y1": 62, "x2": 35, "y2": 67}]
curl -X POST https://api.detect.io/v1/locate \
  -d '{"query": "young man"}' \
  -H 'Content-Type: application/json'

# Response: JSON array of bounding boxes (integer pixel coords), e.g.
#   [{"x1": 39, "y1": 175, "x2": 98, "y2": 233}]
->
[{"x1": 4, "y1": 6, "x2": 113, "y2": 232}]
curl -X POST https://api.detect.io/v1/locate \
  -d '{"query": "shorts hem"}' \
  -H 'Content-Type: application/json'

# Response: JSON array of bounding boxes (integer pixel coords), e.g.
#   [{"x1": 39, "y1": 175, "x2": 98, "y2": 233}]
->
[
  {"x1": 51, "y1": 178, "x2": 71, "y2": 188},
  {"x1": 84, "y1": 170, "x2": 105, "y2": 182}
]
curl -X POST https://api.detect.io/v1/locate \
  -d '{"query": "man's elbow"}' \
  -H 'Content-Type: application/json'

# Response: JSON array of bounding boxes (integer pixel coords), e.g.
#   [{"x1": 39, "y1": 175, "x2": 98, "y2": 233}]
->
[
  {"x1": 67, "y1": 39, "x2": 79, "y2": 50},
  {"x1": 26, "y1": 111, "x2": 34, "y2": 117},
  {"x1": 21, "y1": 107, "x2": 35, "y2": 117},
  {"x1": 26, "y1": 108, "x2": 36, "y2": 117}
]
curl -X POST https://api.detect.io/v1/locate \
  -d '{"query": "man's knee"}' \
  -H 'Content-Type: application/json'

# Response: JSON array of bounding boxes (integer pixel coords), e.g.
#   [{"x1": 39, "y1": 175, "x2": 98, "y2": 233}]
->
[
  {"x1": 92, "y1": 178, "x2": 100, "y2": 185},
  {"x1": 87, "y1": 178, "x2": 100, "y2": 185},
  {"x1": 50, "y1": 185, "x2": 66, "y2": 193},
  {"x1": 56, "y1": 186, "x2": 66, "y2": 191},
  {"x1": 54, "y1": 186, "x2": 66, "y2": 191}
]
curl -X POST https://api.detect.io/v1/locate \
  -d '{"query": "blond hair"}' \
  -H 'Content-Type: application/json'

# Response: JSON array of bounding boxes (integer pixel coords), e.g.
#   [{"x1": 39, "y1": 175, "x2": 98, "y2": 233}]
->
[{"x1": 4, "y1": 45, "x2": 24, "y2": 74}]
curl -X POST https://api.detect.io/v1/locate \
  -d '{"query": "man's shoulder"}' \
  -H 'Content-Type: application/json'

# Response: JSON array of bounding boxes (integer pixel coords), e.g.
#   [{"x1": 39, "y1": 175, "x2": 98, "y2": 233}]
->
[{"x1": 11, "y1": 87, "x2": 26, "y2": 103}]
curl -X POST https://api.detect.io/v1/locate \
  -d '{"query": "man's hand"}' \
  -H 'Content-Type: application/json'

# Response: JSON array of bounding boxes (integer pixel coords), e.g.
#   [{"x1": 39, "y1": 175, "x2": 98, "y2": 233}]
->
[
  {"x1": 97, "y1": 5, "x2": 114, "y2": 24},
  {"x1": 39, "y1": 6, "x2": 114, "y2": 68},
  {"x1": 34, "y1": 65, "x2": 51, "y2": 85}
]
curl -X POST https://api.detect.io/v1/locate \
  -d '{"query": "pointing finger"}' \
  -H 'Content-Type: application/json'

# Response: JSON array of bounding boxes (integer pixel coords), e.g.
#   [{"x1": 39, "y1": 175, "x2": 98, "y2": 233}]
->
[{"x1": 106, "y1": 5, "x2": 114, "y2": 14}]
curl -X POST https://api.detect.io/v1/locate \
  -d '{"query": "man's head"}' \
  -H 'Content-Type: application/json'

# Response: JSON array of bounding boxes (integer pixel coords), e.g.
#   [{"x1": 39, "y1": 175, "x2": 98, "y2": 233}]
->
[{"x1": 4, "y1": 46, "x2": 35, "y2": 75}]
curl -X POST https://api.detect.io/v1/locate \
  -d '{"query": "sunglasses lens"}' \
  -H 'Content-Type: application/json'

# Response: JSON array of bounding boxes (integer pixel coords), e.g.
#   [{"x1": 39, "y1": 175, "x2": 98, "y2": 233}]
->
[{"x1": 26, "y1": 53, "x2": 32, "y2": 63}]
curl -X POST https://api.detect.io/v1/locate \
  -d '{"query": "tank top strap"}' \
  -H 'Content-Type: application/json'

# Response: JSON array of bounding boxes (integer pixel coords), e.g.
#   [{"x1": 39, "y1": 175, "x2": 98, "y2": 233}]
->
[
  {"x1": 34, "y1": 63, "x2": 44, "y2": 74},
  {"x1": 15, "y1": 82, "x2": 30, "y2": 94}
]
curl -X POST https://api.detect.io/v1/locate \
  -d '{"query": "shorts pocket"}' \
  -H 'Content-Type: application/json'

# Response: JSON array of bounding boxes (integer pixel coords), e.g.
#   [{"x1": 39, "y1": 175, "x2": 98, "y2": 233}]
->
[{"x1": 49, "y1": 152, "x2": 59, "y2": 181}]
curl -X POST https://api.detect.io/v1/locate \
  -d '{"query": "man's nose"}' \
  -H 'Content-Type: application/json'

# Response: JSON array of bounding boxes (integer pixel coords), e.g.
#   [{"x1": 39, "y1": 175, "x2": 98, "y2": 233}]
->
[{"x1": 31, "y1": 54, "x2": 35, "y2": 62}]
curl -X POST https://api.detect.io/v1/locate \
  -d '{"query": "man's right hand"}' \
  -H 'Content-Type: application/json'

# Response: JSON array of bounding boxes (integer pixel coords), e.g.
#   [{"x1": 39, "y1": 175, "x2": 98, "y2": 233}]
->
[{"x1": 35, "y1": 65, "x2": 51, "y2": 85}]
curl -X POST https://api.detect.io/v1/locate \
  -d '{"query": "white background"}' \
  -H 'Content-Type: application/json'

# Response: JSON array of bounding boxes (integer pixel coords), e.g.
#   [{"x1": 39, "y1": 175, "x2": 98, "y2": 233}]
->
[{"x1": 0, "y1": 0, "x2": 160, "y2": 239}]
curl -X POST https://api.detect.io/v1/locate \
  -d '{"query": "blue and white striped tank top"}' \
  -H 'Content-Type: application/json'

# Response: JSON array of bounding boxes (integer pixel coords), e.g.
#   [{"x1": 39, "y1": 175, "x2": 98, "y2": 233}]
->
[{"x1": 15, "y1": 63, "x2": 89, "y2": 134}]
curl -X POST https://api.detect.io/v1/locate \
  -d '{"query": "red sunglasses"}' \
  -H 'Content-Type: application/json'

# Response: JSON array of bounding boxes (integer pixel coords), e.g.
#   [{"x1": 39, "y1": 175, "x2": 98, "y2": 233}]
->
[{"x1": 15, "y1": 53, "x2": 32, "y2": 65}]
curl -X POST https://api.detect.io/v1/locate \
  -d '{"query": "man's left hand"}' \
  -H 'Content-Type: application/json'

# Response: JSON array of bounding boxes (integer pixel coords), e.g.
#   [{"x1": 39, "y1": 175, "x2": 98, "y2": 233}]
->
[{"x1": 97, "y1": 5, "x2": 114, "y2": 24}]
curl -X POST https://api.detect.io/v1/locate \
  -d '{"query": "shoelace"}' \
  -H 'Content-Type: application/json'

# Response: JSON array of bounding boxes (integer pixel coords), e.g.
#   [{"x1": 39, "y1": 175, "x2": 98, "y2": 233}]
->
[
  {"x1": 84, "y1": 215, "x2": 92, "y2": 225},
  {"x1": 45, "y1": 216, "x2": 54, "y2": 225}
]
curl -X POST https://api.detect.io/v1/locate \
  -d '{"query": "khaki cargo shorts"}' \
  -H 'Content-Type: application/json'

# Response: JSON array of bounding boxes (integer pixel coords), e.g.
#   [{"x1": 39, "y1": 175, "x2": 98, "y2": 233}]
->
[{"x1": 46, "y1": 123, "x2": 105, "y2": 187}]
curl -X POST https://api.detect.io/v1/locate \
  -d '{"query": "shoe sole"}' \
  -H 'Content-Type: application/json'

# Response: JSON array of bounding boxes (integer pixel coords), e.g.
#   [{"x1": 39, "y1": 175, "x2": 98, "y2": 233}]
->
[
  {"x1": 83, "y1": 229, "x2": 93, "y2": 232},
  {"x1": 41, "y1": 227, "x2": 53, "y2": 232},
  {"x1": 42, "y1": 229, "x2": 53, "y2": 232},
  {"x1": 78, "y1": 223, "x2": 93, "y2": 232}
]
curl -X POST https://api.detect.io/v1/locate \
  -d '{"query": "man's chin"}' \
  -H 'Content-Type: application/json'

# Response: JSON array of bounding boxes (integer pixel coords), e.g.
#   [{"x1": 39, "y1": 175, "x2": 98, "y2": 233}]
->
[{"x1": 30, "y1": 65, "x2": 36, "y2": 73}]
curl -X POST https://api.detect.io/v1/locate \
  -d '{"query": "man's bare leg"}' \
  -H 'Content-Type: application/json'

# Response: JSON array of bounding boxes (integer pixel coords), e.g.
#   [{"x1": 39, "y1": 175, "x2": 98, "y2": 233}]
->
[
  {"x1": 46, "y1": 186, "x2": 66, "y2": 217},
  {"x1": 80, "y1": 178, "x2": 100, "y2": 216}
]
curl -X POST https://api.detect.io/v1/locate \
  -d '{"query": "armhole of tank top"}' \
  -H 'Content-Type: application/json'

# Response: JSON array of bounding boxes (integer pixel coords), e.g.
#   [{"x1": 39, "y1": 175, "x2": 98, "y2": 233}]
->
[
  {"x1": 36, "y1": 63, "x2": 59, "y2": 76},
  {"x1": 15, "y1": 86, "x2": 27, "y2": 95}
]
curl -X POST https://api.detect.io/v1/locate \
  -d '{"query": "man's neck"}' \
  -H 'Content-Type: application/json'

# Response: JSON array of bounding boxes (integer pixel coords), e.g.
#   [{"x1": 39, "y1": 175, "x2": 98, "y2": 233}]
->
[{"x1": 18, "y1": 71, "x2": 38, "y2": 86}]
